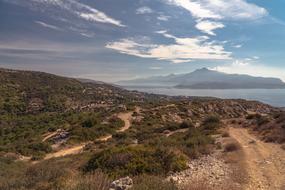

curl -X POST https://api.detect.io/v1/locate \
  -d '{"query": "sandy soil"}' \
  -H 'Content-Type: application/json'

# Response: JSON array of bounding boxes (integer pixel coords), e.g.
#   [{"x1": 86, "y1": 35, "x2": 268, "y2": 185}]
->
[
  {"x1": 229, "y1": 127, "x2": 285, "y2": 190},
  {"x1": 42, "y1": 131, "x2": 58, "y2": 142},
  {"x1": 44, "y1": 143, "x2": 86, "y2": 160},
  {"x1": 165, "y1": 128, "x2": 188, "y2": 137},
  {"x1": 98, "y1": 134, "x2": 113, "y2": 142}
]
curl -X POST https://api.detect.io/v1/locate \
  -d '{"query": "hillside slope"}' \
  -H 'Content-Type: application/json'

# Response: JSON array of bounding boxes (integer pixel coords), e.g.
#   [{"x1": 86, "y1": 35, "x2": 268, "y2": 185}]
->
[
  {"x1": 0, "y1": 68, "x2": 156, "y2": 157},
  {"x1": 0, "y1": 68, "x2": 146, "y2": 114},
  {"x1": 0, "y1": 68, "x2": 284, "y2": 190}
]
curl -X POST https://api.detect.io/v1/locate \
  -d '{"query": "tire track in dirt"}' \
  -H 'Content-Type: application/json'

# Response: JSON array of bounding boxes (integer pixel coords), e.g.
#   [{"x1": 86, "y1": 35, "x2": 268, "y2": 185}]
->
[{"x1": 229, "y1": 127, "x2": 285, "y2": 190}]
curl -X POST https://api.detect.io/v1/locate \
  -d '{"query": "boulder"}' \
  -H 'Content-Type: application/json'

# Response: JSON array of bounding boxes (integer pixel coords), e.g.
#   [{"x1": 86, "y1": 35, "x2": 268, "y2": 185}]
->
[{"x1": 110, "y1": 176, "x2": 133, "y2": 190}]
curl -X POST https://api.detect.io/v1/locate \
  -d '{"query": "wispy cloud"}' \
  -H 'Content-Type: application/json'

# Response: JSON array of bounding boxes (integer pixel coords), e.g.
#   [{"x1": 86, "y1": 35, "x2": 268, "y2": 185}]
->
[
  {"x1": 233, "y1": 44, "x2": 243, "y2": 48},
  {"x1": 68, "y1": 26, "x2": 95, "y2": 38},
  {"x1": 35, "y1": 21, "x2": 63, "y2": 31},
  {"x1": 136, "y1": 6, "x2": 153, "y2": 14},
  {"x1": 106, "y1": 31, "x2": 231, "y2": 63},
  {"x1": 157, "y1": 14, "x2": 170, "y2": 21},
  {"x1": 195, "y1": 20, "x2": 224, "y2": 36},
  {"x1": 167, "y1": 0, "x2": 221, "y2": 19},
  {"x1": 166, "y1": 0, "x2": 268, "y2": 21},
  {"x1": 149, "y1": 66, "x2": 162, "y2": 70},
  {"x1": 172, "y1": 59, "x2": 192, "y2": 64},
  {"x1": 166, "y1": 0, "x2": 267, "y2": 37},
  {"x1": 80, "y1": 32, "x2": 95, "y2": 38},
  {"x1": 6, "y1": 0, "x2": 125, "y2": 27},
  {"x1": 0, "y1": 40, "x2": 102, "y2": 59}
]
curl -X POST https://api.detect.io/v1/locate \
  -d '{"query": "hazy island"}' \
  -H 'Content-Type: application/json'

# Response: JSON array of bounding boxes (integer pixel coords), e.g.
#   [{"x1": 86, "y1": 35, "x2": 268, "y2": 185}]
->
[{"x1": 118, "y1": 68, "x2": 285, "y2": 89}]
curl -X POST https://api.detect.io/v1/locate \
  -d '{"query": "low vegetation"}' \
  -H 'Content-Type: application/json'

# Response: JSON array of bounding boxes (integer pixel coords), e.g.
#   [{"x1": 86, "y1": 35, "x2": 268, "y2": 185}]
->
[
  {"x1": 247, "y1": 112, "x2": 285, "y2": 144},
  {"x1": 84, "y1": 146, "x2": 188, "y2": 177},
  {"x1": 0, "y1": 68, "x2": 282, "y2": 190},
  {"x1": 63, "y1": 172, "x2": 111, "y2": 190},
  {"x1": 84, "y1": 116, "x2": 221, "y2": 178},
  {"x1": 131, "y1": 175, "x2": 177, "y2": 190}
]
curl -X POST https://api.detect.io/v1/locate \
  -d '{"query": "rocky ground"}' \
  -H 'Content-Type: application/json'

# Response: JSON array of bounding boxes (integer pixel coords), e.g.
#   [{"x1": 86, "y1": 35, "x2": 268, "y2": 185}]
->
[
  {"x1": 168, "y1": 155, "x2": 233, "y2": 188},
  {"x1": 166, "y1": 120, "x2": 285, "y2": 190}
]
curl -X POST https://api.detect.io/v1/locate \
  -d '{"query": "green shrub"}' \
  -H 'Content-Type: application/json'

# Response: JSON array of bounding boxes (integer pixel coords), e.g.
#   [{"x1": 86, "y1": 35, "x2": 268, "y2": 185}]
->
[
  {"x1": 82, "y1": 119, "x2": 94, "y2": 128},
  {"x1": 275, "y1": 112, "x2": 285, "y2": 124},
  {"x1": 184, "y1": 128, "x2": 214, "y2": 158},
  {"x1": 203, "y1": 115, "x2": 220, "y2": 124},
  {"x1": 109, "y1": 117, "x2": 124, "y2": 129},
  {"x1": 246, "y1": 114, "x2": 257, "y2": 120},
  {"x1": 84, "y1": 146, "x2": 188, "y2": 177},
  {"x1": 31, "y1": 154, "x2": 45, "y2": 161},
  {"x1": 202, "y1": 116, "x2": 221, "y2": 132},
  {"x1": 224, "y1": 142, "x2": 240, "y2": 152},
  {"x1": 179, "y1": 121, "x2": 194, "y2": 129},
  {"x1": 29, "y1": 142, "x2": 52, "y2": 153},
  {"x1": 147, "y1": 126, "x2": 214, "y2": 159},
  {"x1": 256, "y1": 116, "x2": 269, "y2": 126},
  {"x1": 246, "y1": 113, "x2": 270, "y2": 127}
]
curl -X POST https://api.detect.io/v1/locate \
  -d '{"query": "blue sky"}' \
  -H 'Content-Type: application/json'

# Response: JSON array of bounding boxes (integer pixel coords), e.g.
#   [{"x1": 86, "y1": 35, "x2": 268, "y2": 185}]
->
[{"x1": 0, "y1": 0, "x2": 284, "y2": 82}]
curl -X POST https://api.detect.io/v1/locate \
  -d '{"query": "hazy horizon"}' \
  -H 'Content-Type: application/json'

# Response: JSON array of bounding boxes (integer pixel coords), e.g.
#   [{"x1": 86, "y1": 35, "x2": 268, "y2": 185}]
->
[{"x1": 0, "y1": 0, "x2": 285, "y2": 82}]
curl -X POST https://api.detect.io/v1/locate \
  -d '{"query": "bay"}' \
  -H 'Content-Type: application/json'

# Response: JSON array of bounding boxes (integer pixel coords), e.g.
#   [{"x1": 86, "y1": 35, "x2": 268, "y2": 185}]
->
[{"x1": 125, "y1": 86, "x2": 285, "y2": 108}]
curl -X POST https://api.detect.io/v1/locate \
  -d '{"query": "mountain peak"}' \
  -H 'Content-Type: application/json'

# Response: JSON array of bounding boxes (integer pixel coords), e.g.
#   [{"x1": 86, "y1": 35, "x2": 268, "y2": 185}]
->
[
  {"x1": 193, "y1": 67, "x2": 212, "y2": 73},
  {"x1": 190, "y1": 67, "x2": 217, "y2": 75},
  {"x1": 200, "y1": 67, "x2": 209, "y2": 71}
]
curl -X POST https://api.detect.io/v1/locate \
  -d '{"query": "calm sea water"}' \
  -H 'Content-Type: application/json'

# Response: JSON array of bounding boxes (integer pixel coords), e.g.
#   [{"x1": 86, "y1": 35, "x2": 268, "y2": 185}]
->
[{"x1": 125, "y1": 87, "x2": 285, "y2": 108}]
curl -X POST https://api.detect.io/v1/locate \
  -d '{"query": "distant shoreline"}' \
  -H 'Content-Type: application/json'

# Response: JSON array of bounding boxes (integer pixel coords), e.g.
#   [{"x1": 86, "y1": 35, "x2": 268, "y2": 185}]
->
[
  {"x1": 122, "y1": 85, "x2": 285, "y2": 90},
  {"x1": 124, "y1": 86, "x2": 285, "y2": 108}
]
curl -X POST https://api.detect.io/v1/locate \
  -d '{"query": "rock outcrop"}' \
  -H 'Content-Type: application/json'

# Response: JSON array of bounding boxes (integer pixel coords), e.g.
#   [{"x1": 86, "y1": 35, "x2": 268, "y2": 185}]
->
[{"x1": 110, "y1": 176, "x2": 133, "y2": 190}]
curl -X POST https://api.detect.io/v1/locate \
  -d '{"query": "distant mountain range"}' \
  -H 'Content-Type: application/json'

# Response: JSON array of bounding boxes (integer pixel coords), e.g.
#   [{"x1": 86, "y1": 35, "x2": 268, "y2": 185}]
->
[{"x1": 118, "y1": 68, "x2": 285, "y2": 89}]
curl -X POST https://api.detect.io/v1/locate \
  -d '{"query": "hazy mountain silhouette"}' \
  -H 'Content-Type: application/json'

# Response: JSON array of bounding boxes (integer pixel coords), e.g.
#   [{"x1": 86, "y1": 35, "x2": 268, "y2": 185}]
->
[{"x1": 118, "y1": 68, "x2": 285, "y2": 89}]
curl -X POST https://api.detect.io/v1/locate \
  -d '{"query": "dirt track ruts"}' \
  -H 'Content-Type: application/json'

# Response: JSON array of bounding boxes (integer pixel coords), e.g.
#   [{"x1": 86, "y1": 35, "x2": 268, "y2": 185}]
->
[{"x1": 229, "y1": 127, "x2": 285, "y2": 190}]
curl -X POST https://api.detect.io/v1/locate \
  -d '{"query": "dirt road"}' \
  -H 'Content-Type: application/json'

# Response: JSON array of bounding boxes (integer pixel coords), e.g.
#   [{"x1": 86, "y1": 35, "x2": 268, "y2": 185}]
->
[
  {"x1": 98, "y1": 110, "x2": 134, "y2": 141},
  {"x1": 43, "y1": 110, "x2": 135, "y2": 159},
  {"x1": 42, "y1": 131, "x2": 58, "y2": 142},
  {"x1": 229, "y1": 127, "x2": 285, "y2": 190},
  {"x1": 117, "y1": 111, "x2": 133, "y2": 132},
  {"x1": 44, "y1": 143, "x2": 86, "y2": 160},
  {"x1": 98, "y1": 134, "x2": 113, "y2": 142}
]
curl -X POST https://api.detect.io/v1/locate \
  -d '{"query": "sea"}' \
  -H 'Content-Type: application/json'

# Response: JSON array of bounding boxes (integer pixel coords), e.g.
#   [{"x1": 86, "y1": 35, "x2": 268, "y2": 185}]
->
[{"x1": 125, "y1": 86, "x2": 285, "y2": 108}]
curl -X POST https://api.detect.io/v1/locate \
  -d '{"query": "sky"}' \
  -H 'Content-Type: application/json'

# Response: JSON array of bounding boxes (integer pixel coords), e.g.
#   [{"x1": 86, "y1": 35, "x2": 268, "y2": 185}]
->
[{"x1": 0, "y1": 0, "x2": 285, "y2": 82}]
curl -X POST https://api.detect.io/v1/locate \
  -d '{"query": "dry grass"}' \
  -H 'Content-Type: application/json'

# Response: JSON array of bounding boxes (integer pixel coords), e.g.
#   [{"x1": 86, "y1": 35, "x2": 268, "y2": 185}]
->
[
  {"x1": 62, "y1": 171, "x2": 111, "y2": 190},
  {"x1": 132, "y1": 175, "x2": 177, "y2": 190}
]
